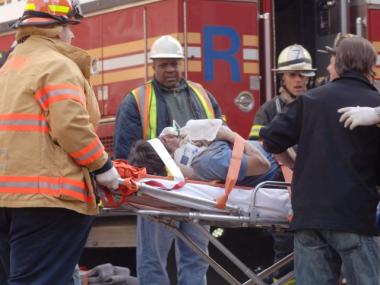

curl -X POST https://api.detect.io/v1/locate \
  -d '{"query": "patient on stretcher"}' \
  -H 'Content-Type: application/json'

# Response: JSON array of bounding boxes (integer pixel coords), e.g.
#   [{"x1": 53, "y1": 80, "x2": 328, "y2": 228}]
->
[{"x1": 128, "y1": 121, "x2": 281, "y2": 187}]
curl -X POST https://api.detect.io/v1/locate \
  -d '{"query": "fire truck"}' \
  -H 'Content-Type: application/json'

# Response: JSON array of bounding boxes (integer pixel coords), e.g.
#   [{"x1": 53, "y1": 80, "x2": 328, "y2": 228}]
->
[
  {"x1": 1, "y1": 0, "x2": 380, "y2": 270},
  {"x1": 1, "y1": 0, "x2": 380, "y2": 150}
]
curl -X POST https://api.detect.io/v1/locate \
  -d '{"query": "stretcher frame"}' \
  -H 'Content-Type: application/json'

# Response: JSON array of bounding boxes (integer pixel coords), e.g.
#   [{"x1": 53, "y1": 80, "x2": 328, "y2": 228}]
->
[{"x1": 103, "y1": 180, "x2": 294, "y2": 285}]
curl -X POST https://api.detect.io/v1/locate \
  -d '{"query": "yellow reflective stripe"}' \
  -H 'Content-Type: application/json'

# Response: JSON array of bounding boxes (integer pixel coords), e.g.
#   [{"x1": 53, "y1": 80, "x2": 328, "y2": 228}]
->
[
  {"x1": 249, "y1": 124, "x2": 263, "y2": 138},
  {"x1": 148, "y1": 85, "x2": 157, "y2": 139},
  {"x1": 25, "y1": 3, "x2": 36, "y2": 11},
  {"x1": 187, "y1": 82, "x2": 215, "y2": 119},
  {"x1": 131, "y1": 81, "x2": 156, "y2": 140},
  {"x1": 48, "y1": 4, "x2": 70, "y2": 14}
]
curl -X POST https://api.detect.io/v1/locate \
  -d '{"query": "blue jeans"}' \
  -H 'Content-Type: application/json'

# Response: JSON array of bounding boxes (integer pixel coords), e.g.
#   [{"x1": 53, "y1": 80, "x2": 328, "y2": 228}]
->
[
  {"x1": 136, "y1": 216, "x2": 209, "y2": 285},
  {"x1": 0, "y1": 207, "x2": 94, "y2": 285},
  {"x1": 294, "y1": 230, "x2": 380, "y2": 285}
]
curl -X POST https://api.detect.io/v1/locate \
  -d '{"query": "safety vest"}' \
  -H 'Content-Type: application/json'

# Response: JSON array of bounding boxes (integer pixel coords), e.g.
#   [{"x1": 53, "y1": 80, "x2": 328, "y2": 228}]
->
[{"x1": 131, "y1": 80, "x2": 215, "y2": 139}]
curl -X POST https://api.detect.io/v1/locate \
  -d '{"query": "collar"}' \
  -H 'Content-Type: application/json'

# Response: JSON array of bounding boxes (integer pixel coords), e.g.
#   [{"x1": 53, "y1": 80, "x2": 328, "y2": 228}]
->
[
  {"x1": 333, "y1": 70, "x2": 377, "y2": 91},
  {"x1": 153, "y1": 78, "x2": 187, "y2": 93},
  {"x1": 16, "y1": 26, "x2": 91, "y2": 79}
]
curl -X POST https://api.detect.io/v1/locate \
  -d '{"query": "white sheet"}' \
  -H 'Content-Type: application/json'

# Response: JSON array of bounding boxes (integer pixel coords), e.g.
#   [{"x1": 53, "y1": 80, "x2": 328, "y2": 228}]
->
[{"x1": 139, "y1": 178, "x2": 292, "y2": 223}]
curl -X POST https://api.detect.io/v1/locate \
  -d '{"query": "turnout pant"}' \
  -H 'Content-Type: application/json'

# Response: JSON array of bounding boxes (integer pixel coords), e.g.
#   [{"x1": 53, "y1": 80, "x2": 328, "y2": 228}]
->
[{"x1": 0, "y1": 207, "x2": 94, "y2": 285}]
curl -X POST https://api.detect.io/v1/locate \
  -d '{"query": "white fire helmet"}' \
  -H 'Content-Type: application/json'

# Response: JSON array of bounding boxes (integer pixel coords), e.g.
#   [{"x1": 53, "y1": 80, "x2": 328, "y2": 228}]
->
[
  {"x1": 273, "y1": 44, "x2": 316, "y2": 77},
  {"x1": 150, "y1": 35, "x2": 184, "y2": 59}
]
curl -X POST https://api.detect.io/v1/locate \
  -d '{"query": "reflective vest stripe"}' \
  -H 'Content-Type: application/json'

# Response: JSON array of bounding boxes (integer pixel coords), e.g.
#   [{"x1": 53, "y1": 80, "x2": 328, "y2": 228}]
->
[
  {"x1": 187, "y1": 81, "x2": 215, "y2": 119},
  {"x1": 69, "y1": 137, "x2": 104, "y2": 166},
  {"x1": 132, "y1": 82, "x2": 156, "y2": 140},
  {"x1": 35, "y1": 84, "x2": 86, "y2": 111},
  {"x1": 48, "y1": 5, "x2": 70, "y2": 14},
  {"x1": 148, "y1": 88, "x2": 157, "y2": 139},
  {"x1": 24, "y1": 3, "x2": 36, "y2": 11},
  {"x1": 249, "y1": 124, "x2": 263, "y2": 139},
  {"x1": 0, "y1": 176, "x2": 92, "y2": 203},
  {"x1": 0, "y1": 113, "x2": 48, "y2": 132},
  {"x1": 131, "y1": 81, "x2": 214, "y2": 139}
]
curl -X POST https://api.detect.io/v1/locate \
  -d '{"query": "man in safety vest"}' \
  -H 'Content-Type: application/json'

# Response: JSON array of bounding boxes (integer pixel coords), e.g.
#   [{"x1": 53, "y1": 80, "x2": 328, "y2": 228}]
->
[
  {"x1": 0, "y1": 1, "x2": 119, "y2": 284},
  {"x1": 114, "y1": 35, "x2": 222, "y2": 285},
  {"x1": 248, "y1": 44, "x2": 316, "y2": 140}
]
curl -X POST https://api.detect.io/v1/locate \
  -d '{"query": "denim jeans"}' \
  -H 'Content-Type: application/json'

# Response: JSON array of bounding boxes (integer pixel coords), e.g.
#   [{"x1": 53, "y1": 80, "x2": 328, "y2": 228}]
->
[
  {"x1": 136, "y1": 216, "x2": 209, "y2": 285},
  {"x1": 294, "y1": 230, "x2": 380, "y2": 285}
]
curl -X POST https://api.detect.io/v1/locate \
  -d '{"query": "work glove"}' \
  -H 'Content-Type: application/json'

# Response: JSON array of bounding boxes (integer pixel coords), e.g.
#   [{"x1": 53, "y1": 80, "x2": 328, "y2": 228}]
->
[
  {"x1": 95, "y1": 166, "x2": 120, "y2": 190},
  {"x1": 338, "y1": 106, "x2": 380, "y2": 130},
  {"x1": 87, "y1": 263, "x2": 138, "y2": 285}
]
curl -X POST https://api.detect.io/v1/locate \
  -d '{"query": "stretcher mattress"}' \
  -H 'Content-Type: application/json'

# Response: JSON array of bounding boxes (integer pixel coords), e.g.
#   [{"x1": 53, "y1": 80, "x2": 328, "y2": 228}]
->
[{"x1": 134, "y1": 178, "x2": 292, "y2": 223}]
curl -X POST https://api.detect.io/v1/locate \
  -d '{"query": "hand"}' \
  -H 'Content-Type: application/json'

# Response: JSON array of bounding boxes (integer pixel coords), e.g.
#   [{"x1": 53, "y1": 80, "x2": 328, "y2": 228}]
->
[
  {"x1": 95, "y1": 166, "x2": 120, "y2": 190},
  {"x1": 338, "y1": 106, "x2": 380, "y2": 130},
  {"x1": 215, "y1": 126, "x2": 235, "y2": 143},
  {"x1": 160, "y1": 134, "x2": 182, "y2": 153}
]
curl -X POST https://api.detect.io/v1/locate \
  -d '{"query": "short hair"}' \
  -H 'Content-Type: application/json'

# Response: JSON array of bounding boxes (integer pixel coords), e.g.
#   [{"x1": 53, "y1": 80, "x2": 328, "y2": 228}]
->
[
  {"x1": 335, "y1": 36, "x2": 377, "y2": 78},
  {"x1": 127, "y1": 140, "x2": 166, "y2": 176}
]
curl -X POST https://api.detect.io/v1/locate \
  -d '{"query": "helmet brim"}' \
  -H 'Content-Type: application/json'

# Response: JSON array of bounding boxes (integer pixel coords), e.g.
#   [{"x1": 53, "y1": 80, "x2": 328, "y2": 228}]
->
[
  {"x1": 317, "y1": 45, "x2": 336, "y2": 55},
  {"x1": 272, "y1": 68, "x2": 316, "y2": 77},
  {"x1": 150, "y1": 54, "x2": 184, "y2": 59}
]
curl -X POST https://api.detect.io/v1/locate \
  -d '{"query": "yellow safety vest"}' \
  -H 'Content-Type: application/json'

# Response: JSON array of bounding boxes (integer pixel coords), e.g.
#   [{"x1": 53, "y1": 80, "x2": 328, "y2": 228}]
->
[{"x1": 131, "y1": 80, "x2": 215, "y2": 140}]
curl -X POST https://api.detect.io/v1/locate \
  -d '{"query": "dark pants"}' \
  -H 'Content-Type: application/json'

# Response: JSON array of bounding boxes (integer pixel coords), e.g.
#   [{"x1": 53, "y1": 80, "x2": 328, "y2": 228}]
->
[
  {"x1": 0, "y1": 207, "x2": 94, "y2": 285},
  {"x1": 272, "y1": 232, "x2": 294, "y2": 278}
]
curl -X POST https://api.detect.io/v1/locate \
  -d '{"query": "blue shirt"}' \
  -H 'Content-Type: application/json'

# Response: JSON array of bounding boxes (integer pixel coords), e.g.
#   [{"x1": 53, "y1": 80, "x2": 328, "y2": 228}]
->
[{"x1": 191, "y1": 140, "x2": 280, "y2": 187}]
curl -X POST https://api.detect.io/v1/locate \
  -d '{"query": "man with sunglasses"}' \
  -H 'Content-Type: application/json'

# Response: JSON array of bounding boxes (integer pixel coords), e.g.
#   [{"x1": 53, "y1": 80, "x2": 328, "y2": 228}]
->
[{"x1": 0, "y1": 1, "x2": 120, "y2": 284}]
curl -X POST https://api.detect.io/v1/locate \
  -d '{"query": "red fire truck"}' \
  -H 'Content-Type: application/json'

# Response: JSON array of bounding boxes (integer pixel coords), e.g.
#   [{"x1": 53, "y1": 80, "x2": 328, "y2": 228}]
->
[
  {"x1": 1, "y1": 0, "x2": 380, "y2": 152},
  {"x1": 1, "y1": 0, "x2": 380, "y2": 267}
]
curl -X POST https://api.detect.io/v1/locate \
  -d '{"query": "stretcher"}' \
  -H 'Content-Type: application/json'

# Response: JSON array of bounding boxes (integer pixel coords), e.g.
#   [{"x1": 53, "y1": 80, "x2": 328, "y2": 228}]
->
[{"x1": 101, "y1": 137, "x2": 295, "y2": 285}]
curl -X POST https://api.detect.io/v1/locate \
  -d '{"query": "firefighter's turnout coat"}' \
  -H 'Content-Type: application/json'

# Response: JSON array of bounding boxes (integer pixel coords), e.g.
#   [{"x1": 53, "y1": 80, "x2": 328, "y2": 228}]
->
[{"x1": 0, "y1": 26, "x2": 108, "y2": 215}]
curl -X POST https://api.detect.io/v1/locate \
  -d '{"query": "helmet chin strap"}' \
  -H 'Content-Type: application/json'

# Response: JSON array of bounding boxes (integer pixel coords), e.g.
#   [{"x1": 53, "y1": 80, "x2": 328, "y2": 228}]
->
[{"x1": 283, "y1": 85, "x2": 297, "y2": 99}]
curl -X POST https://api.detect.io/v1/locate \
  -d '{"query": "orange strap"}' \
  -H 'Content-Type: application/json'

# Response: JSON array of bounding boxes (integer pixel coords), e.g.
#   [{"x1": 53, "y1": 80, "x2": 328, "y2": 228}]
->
[
  {"x1": 280, "y1": 164, "x2": 293, "y2": 222},
  {"x1": 216, "y1": 134, "x2": 246, "y2": 209},
  {"x1": 101, "y1": 159, "x2": 147, "y2": 208}
]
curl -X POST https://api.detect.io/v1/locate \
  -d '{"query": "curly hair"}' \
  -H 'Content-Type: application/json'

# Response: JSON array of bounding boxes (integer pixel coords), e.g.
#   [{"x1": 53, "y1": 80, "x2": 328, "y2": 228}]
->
[{"x1": 127, "y1": 140, "x2": 166, "y2": 176}]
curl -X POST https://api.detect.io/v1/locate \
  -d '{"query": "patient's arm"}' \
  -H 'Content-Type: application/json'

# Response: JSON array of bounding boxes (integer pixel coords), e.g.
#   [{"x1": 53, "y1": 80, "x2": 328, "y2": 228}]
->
[
  {"x1": 216, "y1": 126, "x2": 270, "y2": 176},
  {"x1": 245, "y1": 143, "x2": 270, "y2": 176},
  {"x1": 274, "y1": 148, "x2": 295, "y2": 170}
]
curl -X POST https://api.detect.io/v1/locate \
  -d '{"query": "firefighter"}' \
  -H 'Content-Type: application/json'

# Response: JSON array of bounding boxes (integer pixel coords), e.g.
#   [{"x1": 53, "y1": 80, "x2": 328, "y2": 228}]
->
[
  {"x1": 114, "y1": 35, "x2": 222, "y2": 285},
  {"x1": 260, "y1": 36, "x2": 380, "y2": 285},
  {"x1": 248, "y1": 44, "x2": 316, "y2": 140},
  {"x1": 0, "y1": 1, "x2": 120, "y2": 284}
]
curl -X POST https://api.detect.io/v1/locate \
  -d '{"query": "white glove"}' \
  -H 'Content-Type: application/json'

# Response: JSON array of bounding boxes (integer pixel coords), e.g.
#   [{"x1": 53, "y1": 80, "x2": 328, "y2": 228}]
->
[
  {"x1": 95, "y1": 166, "x2": 120, "y2": 190},
  {"x1": 338, "y1": 106, "x2": 380, "y2": 130}
]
